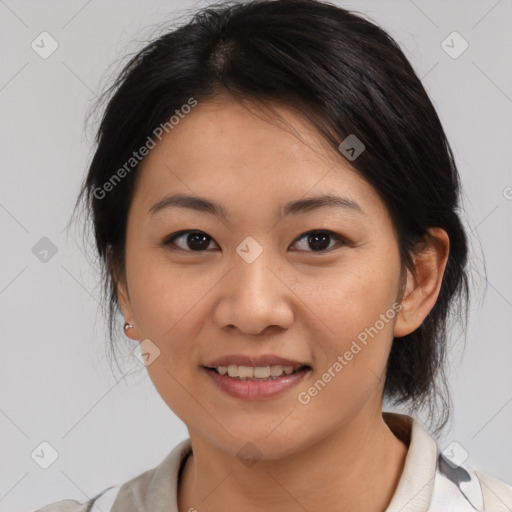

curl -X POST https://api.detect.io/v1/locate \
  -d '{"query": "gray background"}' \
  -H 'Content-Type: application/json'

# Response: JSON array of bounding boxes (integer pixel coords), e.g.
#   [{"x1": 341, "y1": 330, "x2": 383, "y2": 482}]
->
[{"x1": 1, "y1": 0, "x2": 511, "y2": 510}]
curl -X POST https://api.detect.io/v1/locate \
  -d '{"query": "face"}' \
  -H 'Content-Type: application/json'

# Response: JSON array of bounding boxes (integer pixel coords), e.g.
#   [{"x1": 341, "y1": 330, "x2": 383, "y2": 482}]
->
[{"x1": 116, "y1": 94, "x2": 407, "y2": 460}]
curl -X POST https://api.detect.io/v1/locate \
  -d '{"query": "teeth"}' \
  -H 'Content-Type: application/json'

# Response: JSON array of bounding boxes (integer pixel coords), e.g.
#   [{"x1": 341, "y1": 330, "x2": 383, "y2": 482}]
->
[
  {"x1": 253, "y1": 366, "x2": 270, "y2": 378},
  {"x1": 215, "y1": 364, "x2": 299, "y2": 379},
  {"x1": 270, "y1": 365, "x2": 284, "y2": 376},
  {"x1": 238, "y1": 365, "x2": 254, "y2": 378}
]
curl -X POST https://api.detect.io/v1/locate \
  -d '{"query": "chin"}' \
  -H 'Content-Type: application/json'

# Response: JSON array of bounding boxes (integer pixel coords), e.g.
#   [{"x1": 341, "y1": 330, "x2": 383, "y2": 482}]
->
[{"x1": 197, "y1": 417, "x2": 319, "y2": 462}]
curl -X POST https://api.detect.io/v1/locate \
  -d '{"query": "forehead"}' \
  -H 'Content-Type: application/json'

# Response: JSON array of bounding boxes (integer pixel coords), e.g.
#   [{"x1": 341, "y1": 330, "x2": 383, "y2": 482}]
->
[{"x1": 130, "y1": 95, "x2": 386, "y2": 221}]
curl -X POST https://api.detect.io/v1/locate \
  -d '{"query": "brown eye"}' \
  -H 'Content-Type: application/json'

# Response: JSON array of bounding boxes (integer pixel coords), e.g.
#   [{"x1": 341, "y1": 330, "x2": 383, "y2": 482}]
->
[
  {"x1": 163, "y1": 229, "x2": 346, "y2": 254},
  {"x1": 163, "y1": 230, "x2": 219, "y2": 252},
  {"x1": 290, "y1": 230, "x2": 345, "y2": 252}
]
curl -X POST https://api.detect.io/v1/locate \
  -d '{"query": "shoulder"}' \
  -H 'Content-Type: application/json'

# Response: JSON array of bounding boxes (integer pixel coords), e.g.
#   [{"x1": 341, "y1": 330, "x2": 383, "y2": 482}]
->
[
  {"x1": 33, "y1": 439, "x2": 192, "y2": 512},
  {"x1": 34, "y1": 485, "x2": 121, "y2": 512},
  {"x1": 433, "y1": 450, "x2": 512, "y2": 511},
  {"x1": 433, "y1": 445, "x2": 512, "y2": 511},
  {"x1": 475, "y1": 469, "x2": 512, "y2": 511},
  {"x1": 383, "y1": 413, "x2": 512, "y2": 511}
]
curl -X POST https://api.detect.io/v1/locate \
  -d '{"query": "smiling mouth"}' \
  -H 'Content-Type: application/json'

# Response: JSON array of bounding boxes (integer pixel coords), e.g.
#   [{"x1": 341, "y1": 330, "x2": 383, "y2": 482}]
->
[{"x1": 205, "y1": 364, "x2": 311, "y2": 380}]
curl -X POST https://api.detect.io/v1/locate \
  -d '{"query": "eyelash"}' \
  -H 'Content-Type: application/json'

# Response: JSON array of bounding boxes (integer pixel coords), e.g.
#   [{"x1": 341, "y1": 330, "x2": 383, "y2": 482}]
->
[{"x1": 162, "y1": 229, "x2": 348, "y2": 254}]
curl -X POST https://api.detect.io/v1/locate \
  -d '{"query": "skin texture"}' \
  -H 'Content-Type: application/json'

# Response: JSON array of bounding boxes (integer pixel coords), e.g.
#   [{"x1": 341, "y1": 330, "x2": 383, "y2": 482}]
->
[{"x1": 114, "y1": 94, "x2": 450, "y2": 512}]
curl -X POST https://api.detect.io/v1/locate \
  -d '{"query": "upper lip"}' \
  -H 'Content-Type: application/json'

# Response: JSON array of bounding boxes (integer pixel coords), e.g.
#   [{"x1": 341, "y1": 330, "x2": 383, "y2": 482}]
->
[{"x1": 204, "y1": 354, "x2": 310, "y2": 369}]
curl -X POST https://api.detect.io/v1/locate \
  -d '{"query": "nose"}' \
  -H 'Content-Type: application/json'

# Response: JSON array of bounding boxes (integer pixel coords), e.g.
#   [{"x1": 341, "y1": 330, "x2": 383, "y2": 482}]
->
[{"x1": 213, "y1": 248, "x2": 294, "y2": 336}]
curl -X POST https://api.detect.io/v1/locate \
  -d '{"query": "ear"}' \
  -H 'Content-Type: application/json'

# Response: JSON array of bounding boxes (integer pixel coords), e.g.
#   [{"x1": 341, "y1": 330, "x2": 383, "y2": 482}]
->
[
  {"x1": 393, "y1": 227, "x2": 450, "y2": 338},
  {"x1": 107, "y1": 249, "x2": 140, "y2": 341}
]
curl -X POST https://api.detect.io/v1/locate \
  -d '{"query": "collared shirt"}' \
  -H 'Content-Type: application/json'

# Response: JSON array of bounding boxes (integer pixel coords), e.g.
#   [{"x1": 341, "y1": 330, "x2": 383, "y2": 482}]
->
[{"x1": 35, "y1": 413, "x2": 512, "y2": 511}]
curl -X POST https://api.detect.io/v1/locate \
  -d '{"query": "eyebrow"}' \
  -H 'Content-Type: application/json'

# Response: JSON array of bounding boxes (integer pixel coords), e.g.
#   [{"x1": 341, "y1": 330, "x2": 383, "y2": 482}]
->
[{"x1": 148, "y1": 193, "x2": 364, "y2": 220}]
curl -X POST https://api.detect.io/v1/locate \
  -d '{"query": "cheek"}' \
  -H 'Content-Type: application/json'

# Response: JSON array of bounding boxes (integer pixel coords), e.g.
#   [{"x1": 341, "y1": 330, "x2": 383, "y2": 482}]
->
[
  {"x1": 294, "y1": 270, "x2": 400, "y2": 422},
  {"x1": 296, "y1": 256, "x2": 400, "y2": 346},
  {"x1": 297, "y1": 261, "x2": 401, "y2": 411},
  {"x1": 126, "y1": 260, "x2": 210, "y2": 418},
  {"x1": 128, "y1": 250, "x2": 204, "y2": 326}
]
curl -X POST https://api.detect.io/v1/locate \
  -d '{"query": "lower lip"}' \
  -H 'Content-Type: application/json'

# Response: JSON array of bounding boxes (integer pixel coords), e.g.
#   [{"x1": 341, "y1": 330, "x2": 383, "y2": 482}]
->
[{"x1": 203, "y1": 367, "x2": 310, "y2": 400}]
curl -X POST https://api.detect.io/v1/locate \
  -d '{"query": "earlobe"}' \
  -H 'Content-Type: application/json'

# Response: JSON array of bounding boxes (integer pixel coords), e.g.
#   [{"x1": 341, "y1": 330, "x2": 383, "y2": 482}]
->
[
  {"x1": 107, "y1": 249, "x2": 139, "y2": 340},
  {"x1": 116, "y1": 281, "x2": 140, "y2": 341},
  {"x1": 393, "y1": 228, "x2": 450, "y2": 338}
]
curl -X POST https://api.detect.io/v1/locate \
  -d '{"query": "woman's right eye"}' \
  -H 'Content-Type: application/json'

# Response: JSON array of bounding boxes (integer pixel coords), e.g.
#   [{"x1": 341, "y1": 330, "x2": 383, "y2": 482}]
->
[{"x1": 163, "y1": 230, "x2": 219, "y2": 252}]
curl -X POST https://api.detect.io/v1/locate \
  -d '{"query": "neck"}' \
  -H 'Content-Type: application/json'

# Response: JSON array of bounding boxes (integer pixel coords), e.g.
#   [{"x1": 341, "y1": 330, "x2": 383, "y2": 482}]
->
[{"x1": 178, "y1": 409, "x2": 409, "y2": 512}]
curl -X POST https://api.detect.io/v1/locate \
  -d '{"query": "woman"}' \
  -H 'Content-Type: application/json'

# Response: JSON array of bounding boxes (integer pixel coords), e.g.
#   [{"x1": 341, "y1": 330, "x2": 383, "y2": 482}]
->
[{"x1": 36, "y1": 0, "x2": 512, "y2": 510}]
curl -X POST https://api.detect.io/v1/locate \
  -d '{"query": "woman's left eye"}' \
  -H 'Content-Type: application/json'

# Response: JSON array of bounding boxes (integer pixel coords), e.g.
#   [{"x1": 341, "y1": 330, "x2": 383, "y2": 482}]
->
[
  {"x1": 162, "y1": 229, "x2": 346, "y2": 253},
  {"x1": 291, "y1": 230, "x2": 346, "y2": 252}
]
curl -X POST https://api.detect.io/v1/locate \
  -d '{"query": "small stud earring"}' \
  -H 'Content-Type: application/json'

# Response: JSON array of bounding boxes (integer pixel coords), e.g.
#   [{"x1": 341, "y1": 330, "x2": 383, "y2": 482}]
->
[{"x1": 124, "y1": 322, "x2": 134, "y2": 331}]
